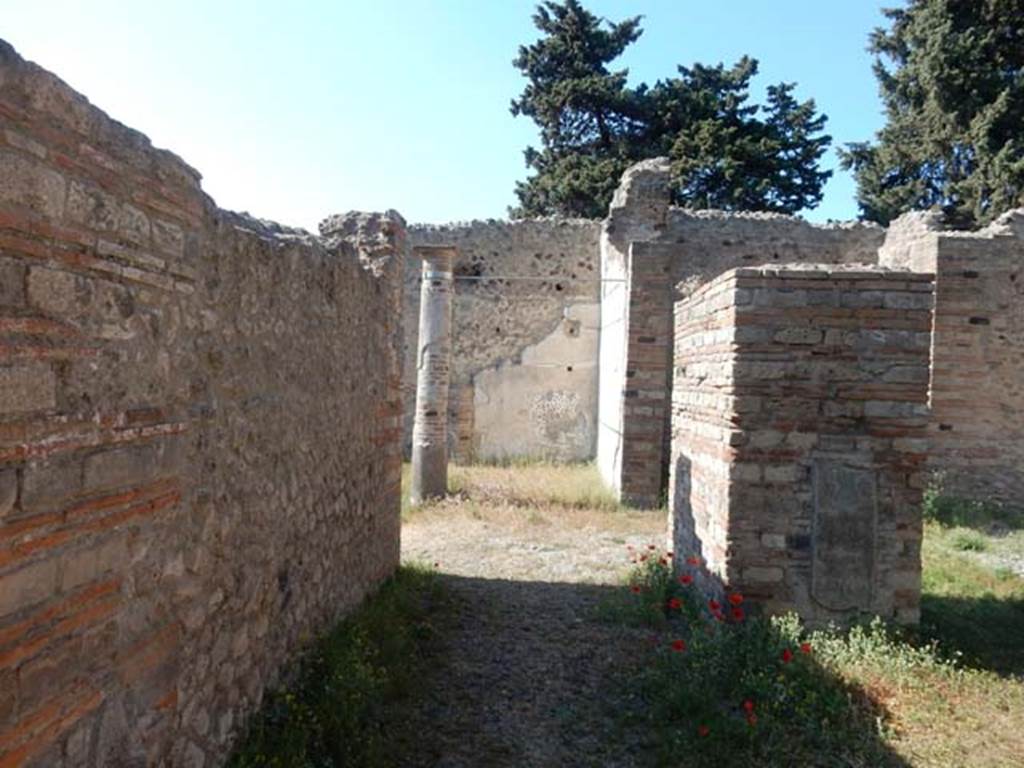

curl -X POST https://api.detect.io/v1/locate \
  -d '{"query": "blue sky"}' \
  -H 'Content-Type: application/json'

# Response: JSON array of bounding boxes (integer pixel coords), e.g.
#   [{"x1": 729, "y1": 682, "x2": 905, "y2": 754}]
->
[{"x1": 1, "y1": 1, "x2": 891, "y2": 230}]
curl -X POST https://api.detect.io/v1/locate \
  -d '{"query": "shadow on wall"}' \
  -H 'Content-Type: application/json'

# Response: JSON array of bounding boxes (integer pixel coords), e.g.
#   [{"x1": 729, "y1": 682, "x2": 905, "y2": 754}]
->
[{"x1": 670, "y1": 454, "x2": 700, "y2": 563}]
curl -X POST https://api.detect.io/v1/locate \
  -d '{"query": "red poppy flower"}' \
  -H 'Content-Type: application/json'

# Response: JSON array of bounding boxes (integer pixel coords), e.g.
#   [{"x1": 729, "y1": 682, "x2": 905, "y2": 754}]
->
[
  {"x1": 727, "y1": 593, "x2": 743, "y2": 606},
  {"x1": 671, "y1": 639, "x2": 686, "y2": 652},
  {"x1": 630, "y1": 585, "x2": 641, "y2": 594},
  {"x1": 686, "y1": 556, "x2": 701, "y2": 566},
  {"x1": 712, "y1": 609, "x2": 725, "y2": 622},
  {"x1": 708, "y1": 599, "x2": 721, "y2": 611},
  {"x1": 800, "y1": 642, "x2": 812, "y2": 655},
  {"x1": 731, "y1": 607, "x2": 744, "y2": 621},
  {"x1": 668, "y1": 597, "x2": 682, "y2": 610},
  {"x1": 781, "y1": 648, "x2": 794, "y2": 664},
  {"x1": 742, "y1": 699, "x2": 754, "y2": 713},
  {"x1": 640, "y1": 554, "x2": 648, "y2": 562},
  {"x1": 746, "y1": 713, "x2": 758, "y2": 727},
  {"x1": 679, "y1": 574, "x2": 693, "y2": 586},
  {"x1": 697, "y1": 724, "x2": 710, "y2": 737}
]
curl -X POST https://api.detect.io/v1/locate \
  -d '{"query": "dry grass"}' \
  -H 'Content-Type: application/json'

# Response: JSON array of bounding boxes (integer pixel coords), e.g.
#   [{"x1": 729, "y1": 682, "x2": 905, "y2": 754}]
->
[{"x1": 449, "y1": 460, "x2": 628, "y2": 510}]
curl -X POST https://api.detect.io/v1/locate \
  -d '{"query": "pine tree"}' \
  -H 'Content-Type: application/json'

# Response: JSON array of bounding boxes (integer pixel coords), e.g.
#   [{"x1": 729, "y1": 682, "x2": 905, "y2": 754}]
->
[
  {"x1": 510, "y1": 1, "x2": 832, "y2": 218},
  {"x1": 841, "y1": 0, "x2": 1024, "y2": 227},
  {"x1": 510, "y1": 0, "x2": 643, "y2": 218}
]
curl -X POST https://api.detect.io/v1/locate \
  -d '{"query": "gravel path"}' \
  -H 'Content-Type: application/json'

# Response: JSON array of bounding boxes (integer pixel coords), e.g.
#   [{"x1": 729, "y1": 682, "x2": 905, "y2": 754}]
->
[{"x1": 398, "y1": 496, "x2": 666, "y2": 767}]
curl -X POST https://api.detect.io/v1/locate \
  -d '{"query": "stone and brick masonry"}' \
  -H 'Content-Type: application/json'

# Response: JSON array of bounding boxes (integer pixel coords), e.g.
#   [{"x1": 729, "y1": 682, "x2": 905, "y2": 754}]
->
[
  {"x1": 879, "y1": 211, "x2": 1024, "y2": 504},
  {"x1": 670, "y1": 265, "x2": 933, "y2": 625},
  {"x1": 0, "y1": 40, "x2": 404, "y2": 767},
  {"x1": 2, "y1": 32, "x2": 1024, "y2": 767}
]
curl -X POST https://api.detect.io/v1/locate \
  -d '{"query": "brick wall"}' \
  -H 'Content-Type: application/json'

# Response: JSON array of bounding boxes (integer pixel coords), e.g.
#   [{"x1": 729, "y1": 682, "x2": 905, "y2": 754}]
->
[
  {"x1": 0, "y1": 40, "x2": 403, "y2": 767},
  {"x1": 598, "y1": 158, "x2": 885, "y2": 507},
  {"x1": 670, "y1": 266, "x2": 933, "y2": 625},
  {"x1": 618, "y1": 243, "x2": 673, "y2": 507},
  {"x1": 880, "y1": 211, "x2": 1024, "y2": 506}
]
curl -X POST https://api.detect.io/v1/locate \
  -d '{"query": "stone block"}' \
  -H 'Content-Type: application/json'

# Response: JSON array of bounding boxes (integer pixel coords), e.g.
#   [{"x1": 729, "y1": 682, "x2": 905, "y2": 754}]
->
[
  {"x1": 733, "y1": 463, "x2": 761, "y2": 483},
  {"x1": 0, "y1": 667, "x2": 16, "y2": 724},
  {"x1": 0, "y1": 468, "x2": 17, "y2": 519},
  {"x1": 0, "y1": 362, "x2": 56, "y2": 413},
  {"x1": 883, "y1": 291, "x2": 932, "y2": 310},
  {"x1": 743, "y1": 565, "x2": 784, "y2": 583},
  {"x1": 83, "y1": 444, "x2": 159, "y2": 492},
  {"x1": 27, "y1": 267, "x2": 78, "y2": 315},
  {"x1": 773, "y1": 327, "x2": 823, "y2": 345},
  {"x1": 66, "y1": 179, "x2": 120, "y2": 231},
  {"x1": 765, "y1": 464, "x2": 801, "y2": 484},
  {"x1": 0, "y1": 258, "x2": 27, "y2": 306},
  {"x1": 864, "y1": 400, "x2": 929, "y2": 419},
  {"x1": 17, "y1": 634, "x2": 84, "y2": 712},
  {"x1": 840, "y1": 290, "x2": 883, "y2": 308},
  {"x1": 60, "y1": 535, "x2": 129, "y2": 591},
  {"x1": 118, "y1": 203, "x2": 151, "y2": 245},
  {"x1": 3, "y1": 128, "x2": 46, "y2": 158},
  {"x1": 21, "y1": 454, "x2": 82, "y2": 512},
  {"x1": 153, "y1": 219, "x2": 185, "y2": 259},
  {"x1": 0, "y1": 557, "x2": 59, "y2": 616},
  {"x1": 0, "y1": 149, "x2": 66, "y2": 218}
]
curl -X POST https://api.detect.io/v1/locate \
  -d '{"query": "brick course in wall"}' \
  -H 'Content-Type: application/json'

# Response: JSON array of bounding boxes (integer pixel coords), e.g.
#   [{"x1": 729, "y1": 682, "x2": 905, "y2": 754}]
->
[
  {"x1": 0, "y1": 40, "x2": 404, "y2": 767},
  {"x1": 598, "y1": 158, "x2": 886, "y2": 507},
  {"x1": 880, "y1": 211, "x2": 1024, "y2": 506},
  {"x1": 670, "y1": 265, "x2": 933, "y2": 625}
]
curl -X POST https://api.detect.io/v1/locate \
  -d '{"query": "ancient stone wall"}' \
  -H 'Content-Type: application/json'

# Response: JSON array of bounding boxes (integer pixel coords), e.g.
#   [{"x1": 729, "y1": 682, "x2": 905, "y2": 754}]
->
[
  {"x1": 880, "y1": 211, "x2": 1024, "y2": 505},
  {"x1": 670, "y1": 265, "x2": 933, "y2": 625},
  {"x1": 0, "y1": 40, "x2": 403, "y2": 768},
  {"x1": 598, "y1": 158, "x2": 886, "y2": 506},
  {"x1": 406, "y1": 219, "x2": 601, "y2": 462}
]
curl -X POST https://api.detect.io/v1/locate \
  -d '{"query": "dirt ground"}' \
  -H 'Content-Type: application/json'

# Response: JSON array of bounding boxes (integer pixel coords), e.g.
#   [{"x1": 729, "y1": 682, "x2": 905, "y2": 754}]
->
[{"x1": 398, "y1": 464, "x2": 666, "y2": 767}]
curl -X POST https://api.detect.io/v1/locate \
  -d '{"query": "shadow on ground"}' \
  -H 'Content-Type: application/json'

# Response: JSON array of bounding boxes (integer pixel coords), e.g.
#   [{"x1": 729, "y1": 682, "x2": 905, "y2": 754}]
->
[
  {"x1": 388, "y1": 574, "x2": 912, "y2": 768},
  {"x1": 921, "y1": 593, "x2": 1024, "y2": 676}
]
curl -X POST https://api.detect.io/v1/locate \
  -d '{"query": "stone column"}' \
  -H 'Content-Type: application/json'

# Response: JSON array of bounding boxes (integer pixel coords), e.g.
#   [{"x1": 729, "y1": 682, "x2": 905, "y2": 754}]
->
[{"x1": 410, "y1": 246, "x2": 456, "y2": 505}]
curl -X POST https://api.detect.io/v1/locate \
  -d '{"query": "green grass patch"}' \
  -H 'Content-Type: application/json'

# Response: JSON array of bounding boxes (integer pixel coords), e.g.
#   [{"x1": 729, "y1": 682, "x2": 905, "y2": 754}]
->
[
  {"x1": 922, "y1": 519, "x2": 1024, "y2": 675},
  {"x1": 918, "y1": 480, "x2": 1024, "y2": 675},
  {"x1": 227, "y1": 565, "x2": 443, "y2": 768}
]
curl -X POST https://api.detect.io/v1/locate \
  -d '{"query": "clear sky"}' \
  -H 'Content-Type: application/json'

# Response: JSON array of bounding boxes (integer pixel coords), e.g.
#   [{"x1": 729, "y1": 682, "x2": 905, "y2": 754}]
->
[{"x1": 1, "y1": 1, "x2": 892, "y2": 231}]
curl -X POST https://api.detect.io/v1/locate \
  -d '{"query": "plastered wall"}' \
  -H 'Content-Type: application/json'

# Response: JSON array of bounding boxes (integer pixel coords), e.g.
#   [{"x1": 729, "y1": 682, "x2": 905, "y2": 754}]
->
[{"x1": 406, "y1": 219, "x2": 601, "y2": 462}]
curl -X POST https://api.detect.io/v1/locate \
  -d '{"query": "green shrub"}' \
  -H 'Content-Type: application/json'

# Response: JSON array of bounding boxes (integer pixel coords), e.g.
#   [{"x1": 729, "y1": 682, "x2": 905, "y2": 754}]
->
[{"x1": 921, "y1": 478, "x2": 1006, "y2": 529}]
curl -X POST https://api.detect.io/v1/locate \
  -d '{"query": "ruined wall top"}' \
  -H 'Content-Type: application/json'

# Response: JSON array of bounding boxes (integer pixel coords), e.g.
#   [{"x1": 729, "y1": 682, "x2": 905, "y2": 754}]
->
[{"x1": 0, "y1": 39, "x2": 205, "y2": 197}]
